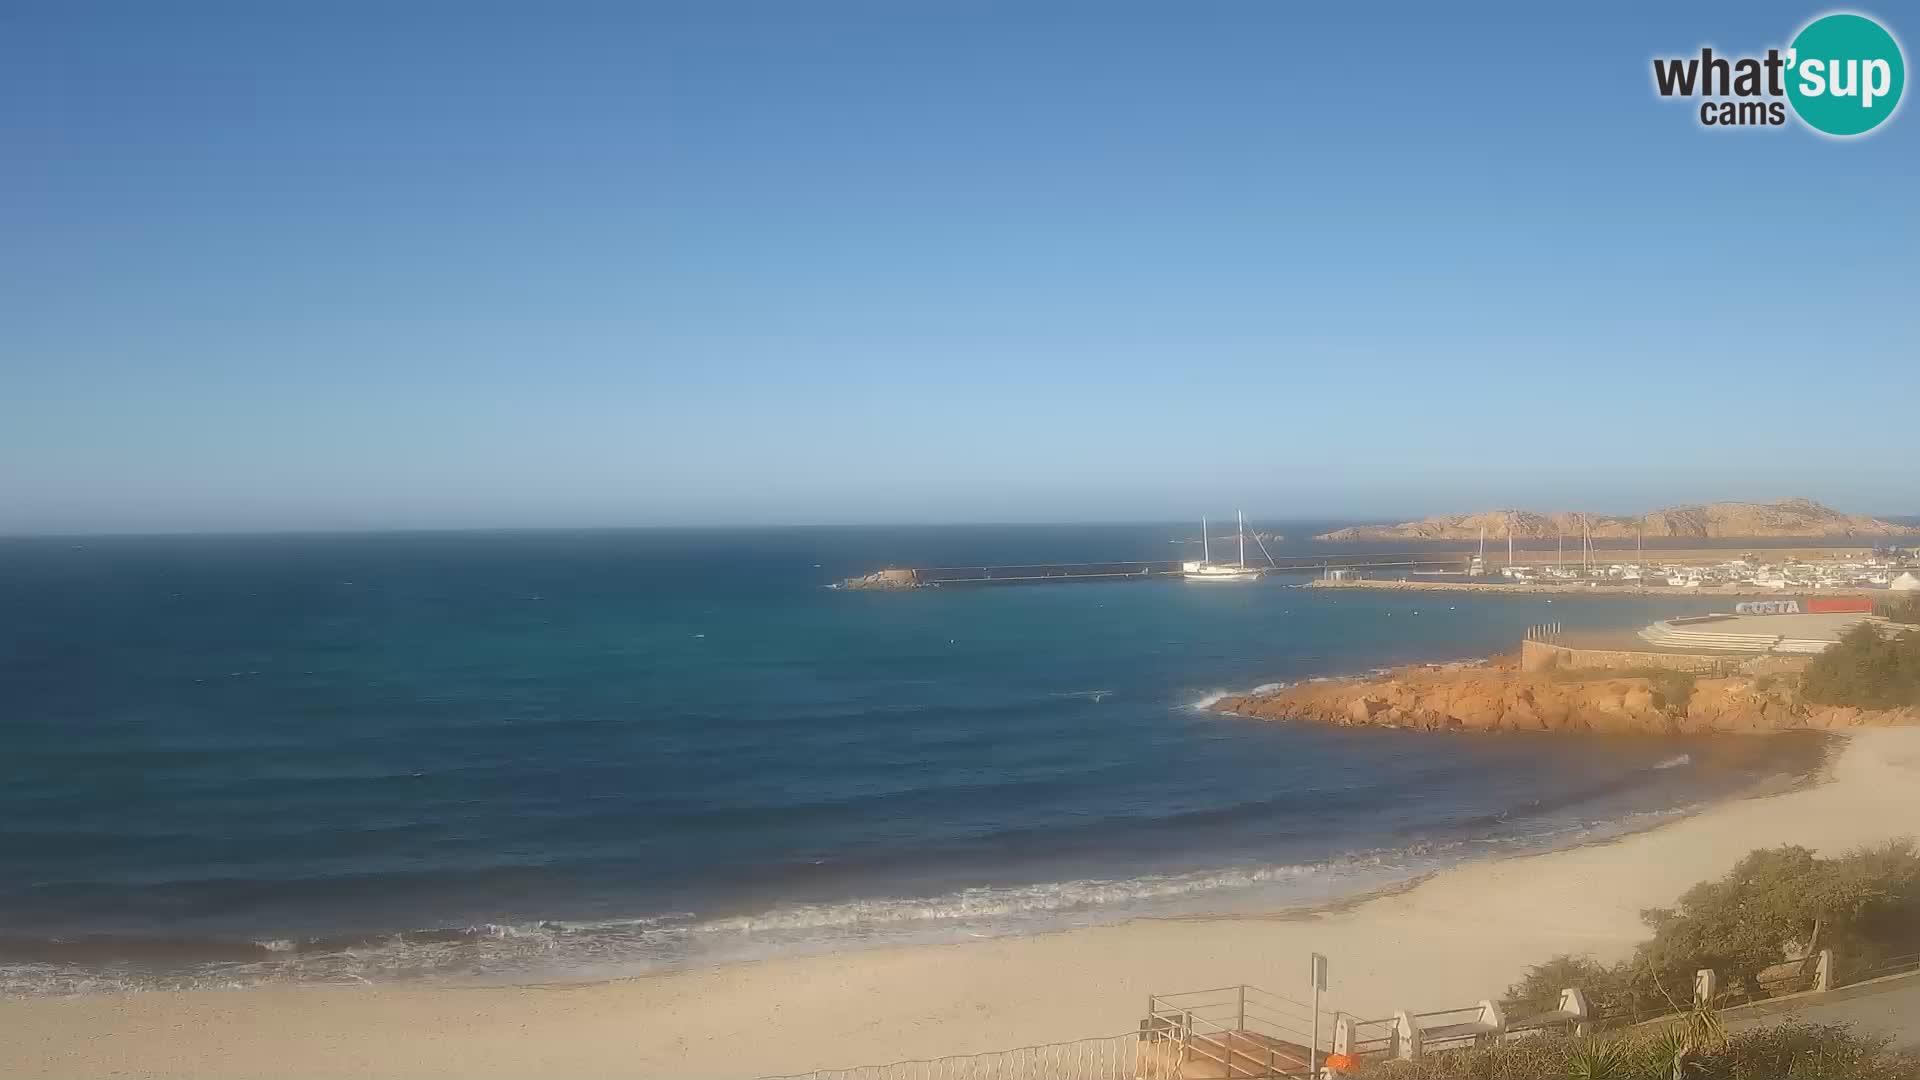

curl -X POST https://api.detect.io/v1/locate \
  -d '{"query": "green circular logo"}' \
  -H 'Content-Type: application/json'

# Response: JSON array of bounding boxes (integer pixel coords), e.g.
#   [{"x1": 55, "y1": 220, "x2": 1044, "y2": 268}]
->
[{"x1": 1786, "y1": 13, "x2": 1905, "y2": 136}]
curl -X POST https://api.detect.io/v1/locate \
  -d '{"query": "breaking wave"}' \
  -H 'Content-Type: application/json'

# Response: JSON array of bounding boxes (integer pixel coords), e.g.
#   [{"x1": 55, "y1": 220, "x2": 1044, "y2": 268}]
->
[
  {"x1": 0, "y1": 805, "x2": 1700, "y2": 998},
  {"x1": 1190, "y1": 683, "x2": 1286, "y2": 711}
]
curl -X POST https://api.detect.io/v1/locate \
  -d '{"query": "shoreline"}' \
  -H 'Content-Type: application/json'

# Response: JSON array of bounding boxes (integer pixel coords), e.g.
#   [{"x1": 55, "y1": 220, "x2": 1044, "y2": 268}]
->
[
  {"x1": 0, "y1": 706, "x2": 1819, "y2": 999},
  {"x1": 1306, "y1": 578, "x2": 1855, "y2": 598},
  {"x1": 8, "y1": 729, "x2": 1918, "y2": 1080}
]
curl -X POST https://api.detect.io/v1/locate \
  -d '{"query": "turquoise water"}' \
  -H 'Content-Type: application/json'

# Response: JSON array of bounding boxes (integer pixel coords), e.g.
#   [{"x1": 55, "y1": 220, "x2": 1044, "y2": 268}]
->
[{"x1": 0, "y1": 526, "x2": 1816, "y2": 993}]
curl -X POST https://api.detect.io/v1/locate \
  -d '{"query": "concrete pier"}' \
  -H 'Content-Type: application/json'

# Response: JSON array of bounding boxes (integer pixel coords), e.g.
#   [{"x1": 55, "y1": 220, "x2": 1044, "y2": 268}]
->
[{"x1": 838, "y1": 553, "x2": 1470, "y2": 590}]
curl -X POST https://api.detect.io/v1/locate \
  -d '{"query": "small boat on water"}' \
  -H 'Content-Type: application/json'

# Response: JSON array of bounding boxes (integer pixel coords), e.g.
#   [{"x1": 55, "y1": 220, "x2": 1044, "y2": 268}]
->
[{"x1": 1184, "y1": 511, "x2": 1263, "y2": 582}]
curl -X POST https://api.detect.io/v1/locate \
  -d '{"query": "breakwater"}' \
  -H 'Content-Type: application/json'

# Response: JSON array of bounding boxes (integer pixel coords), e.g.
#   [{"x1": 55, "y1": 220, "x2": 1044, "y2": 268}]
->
[{"x1": 840, "y1": 552, "x2": 1470, "y2": 589}]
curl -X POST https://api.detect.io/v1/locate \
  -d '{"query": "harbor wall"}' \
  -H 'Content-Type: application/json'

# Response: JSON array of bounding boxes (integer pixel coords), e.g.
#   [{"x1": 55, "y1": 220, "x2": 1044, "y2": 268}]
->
[{"x1": 1519, "y1": 639, "x2": 1743, "y2": 675}]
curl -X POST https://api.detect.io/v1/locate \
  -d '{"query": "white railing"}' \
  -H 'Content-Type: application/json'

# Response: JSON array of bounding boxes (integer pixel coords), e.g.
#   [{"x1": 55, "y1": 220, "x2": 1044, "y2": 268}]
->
[
  {"x1": 1331, "y1": 1014, "x2": 1398, "y2": 1062},
  {"x1": 760, "y1": 946, "x2": 1908, "y2": 1079},
  {"x1": 1144, "y1": 984, "x2": 1327, "y2": 1077}
]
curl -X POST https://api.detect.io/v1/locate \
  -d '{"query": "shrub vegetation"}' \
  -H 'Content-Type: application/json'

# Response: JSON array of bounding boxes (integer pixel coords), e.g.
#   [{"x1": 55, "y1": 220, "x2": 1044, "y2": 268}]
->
[
  {"x1": 1874, "y1": 592, "x2": 1920, "y2": 625},
  {"x1": 1506, "y1": 843, "x2": 1920, "y2": 1016},
  {"x1": 1800, "y1": 624, "x2": 1920, "y2": 709},
  {"x1": 1405, "y1": 843, "x2": 1920, "y2": 1078},
  {"x1": 1548, "y1": 666, "x2": 1698, "y2": 710},
  {"x1": 1346, "y1": 1022, "x2": 1920, "y2": 1080}
]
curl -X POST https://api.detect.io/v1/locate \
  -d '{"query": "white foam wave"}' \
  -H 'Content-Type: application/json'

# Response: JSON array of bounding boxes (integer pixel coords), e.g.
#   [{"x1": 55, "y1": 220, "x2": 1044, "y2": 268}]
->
[
  {"x1": 1653, "y1": 754, "x2": 1692, "y2": 770},
  {"x1": 1054, "y1": 689, "x2": 1115, "y2": 703},
  {"x1": 1, "y1": 797, "x2": 1717, "y2": 999},
  {"x1": 689, "y1": 860, "x2": 1346, "y2": 936},
  {"x1": 1189, "y1": 682, "x2": 1287, "y2": 712}
]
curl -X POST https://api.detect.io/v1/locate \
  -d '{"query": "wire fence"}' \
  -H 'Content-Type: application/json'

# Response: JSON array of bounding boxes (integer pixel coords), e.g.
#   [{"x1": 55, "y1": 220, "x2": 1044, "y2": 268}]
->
[{"x1": 1848, "y1": 951, "x2": 1920, "y2": 985}]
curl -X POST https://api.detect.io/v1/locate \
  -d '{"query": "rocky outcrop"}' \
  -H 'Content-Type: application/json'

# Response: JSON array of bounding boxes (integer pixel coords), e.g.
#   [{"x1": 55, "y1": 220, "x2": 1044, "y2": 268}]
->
[
  {"x1": 1215, "y1": 658, "x2": 1918, "y2": 735},
  {"x1": 839, "y1": 568, "x2": 919, "y2": 590},
  {"x1": 1316, "y1": 498, "x2": 1917, "y2": 542}
]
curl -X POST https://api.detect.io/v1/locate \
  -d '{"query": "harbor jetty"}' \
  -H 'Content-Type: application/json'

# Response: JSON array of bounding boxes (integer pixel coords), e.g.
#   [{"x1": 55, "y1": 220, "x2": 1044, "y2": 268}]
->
[{"x1": 837, "y1": 552, "x2": 1470, "y2": 590}]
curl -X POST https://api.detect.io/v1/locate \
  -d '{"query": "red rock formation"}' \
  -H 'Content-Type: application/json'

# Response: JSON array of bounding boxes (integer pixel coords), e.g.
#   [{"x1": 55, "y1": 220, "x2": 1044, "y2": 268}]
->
[{"x1": 1214, "y1": 658, "x2": 1917, "y2": 735}]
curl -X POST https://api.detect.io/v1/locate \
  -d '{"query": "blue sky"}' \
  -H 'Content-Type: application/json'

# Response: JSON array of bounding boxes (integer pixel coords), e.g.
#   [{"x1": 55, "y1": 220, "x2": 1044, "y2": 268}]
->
[{"x1": 2, "y1": 2, "x2": 1914, "y2": 533}]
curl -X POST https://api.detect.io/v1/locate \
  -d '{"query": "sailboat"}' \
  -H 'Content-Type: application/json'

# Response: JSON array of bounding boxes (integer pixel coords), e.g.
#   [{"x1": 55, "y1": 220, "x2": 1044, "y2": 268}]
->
[{"x1": 1184, "y1": 511, "x2": 1262, "y2": 582}]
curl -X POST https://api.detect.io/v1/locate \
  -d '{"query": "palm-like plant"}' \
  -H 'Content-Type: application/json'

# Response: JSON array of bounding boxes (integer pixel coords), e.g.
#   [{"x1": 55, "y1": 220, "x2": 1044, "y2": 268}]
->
[{"x1": 1564, "y1": 1037, "x2": 1633, "y2": 1080}]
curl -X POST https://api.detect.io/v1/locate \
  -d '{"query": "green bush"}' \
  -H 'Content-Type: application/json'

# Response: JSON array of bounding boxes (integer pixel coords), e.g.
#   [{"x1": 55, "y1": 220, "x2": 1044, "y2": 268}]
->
[
  {"x1": 1346, "y1": 1022, "x2": 1920, "y2": 1080},
  {"x1": 1497, "y1": 842, "x2": 1920, "y2": 1020},
  {"x1": 1548, "y1": 666, "x2": 1698, "y2": 710},
  {"x1": 1376, "y1": 845, "x2": 1920, "y2": 1078},
  {"x1": 1502, "y1": 955, "x2": 1623, "y2": 1020},
  {"x1": 1800, "y1": 624, "x2": 1920, "y2": 709},
  {"x1": 1634, "y1": 841, "x2": 1920, "y2": 1005},
  {"x1": 1875, "y1": 593, "x2": 1920, "y2": 625}
]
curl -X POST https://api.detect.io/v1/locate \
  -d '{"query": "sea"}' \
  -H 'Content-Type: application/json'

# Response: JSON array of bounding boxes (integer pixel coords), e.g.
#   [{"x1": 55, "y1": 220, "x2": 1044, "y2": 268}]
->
[{"x1": 0, "y1": 525, "x2": 1829, "y2": 996}]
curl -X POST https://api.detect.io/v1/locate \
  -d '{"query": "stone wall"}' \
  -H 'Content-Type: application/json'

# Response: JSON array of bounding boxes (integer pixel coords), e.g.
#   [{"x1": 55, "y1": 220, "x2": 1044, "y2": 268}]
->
[{"x1": 1519, "y1": 638, "x2": 1741, "y2": 675}]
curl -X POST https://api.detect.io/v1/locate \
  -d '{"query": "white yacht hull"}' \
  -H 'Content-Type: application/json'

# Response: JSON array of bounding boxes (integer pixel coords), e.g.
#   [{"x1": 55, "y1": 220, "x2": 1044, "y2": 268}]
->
[{"x1": 1182, "y1": 563, "x2": 1260, "y2": 582}]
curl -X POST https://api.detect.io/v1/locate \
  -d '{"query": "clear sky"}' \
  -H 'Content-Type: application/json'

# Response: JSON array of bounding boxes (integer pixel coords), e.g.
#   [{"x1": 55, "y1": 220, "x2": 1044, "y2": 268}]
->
[{"x1": 3, "y1": 2, "x2": 1914, "y2": 534}]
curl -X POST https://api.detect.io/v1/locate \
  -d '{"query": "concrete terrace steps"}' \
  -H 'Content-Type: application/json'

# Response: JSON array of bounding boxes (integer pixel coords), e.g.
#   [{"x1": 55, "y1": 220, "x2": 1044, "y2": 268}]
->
[
  {"x1": 1637, "y1": 612, "x2": 1885, "y2": 655},
  {"x1": 1638, "y1": 621, "x2": 1781, "y2": 653}
]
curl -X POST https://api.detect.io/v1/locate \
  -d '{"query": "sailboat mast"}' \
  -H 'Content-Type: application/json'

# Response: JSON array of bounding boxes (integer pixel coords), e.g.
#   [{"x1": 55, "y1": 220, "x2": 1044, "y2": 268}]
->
[
  {"x1": 1238, "y1": 510, "x2": 1246, "y2": 569},
  {"x1": 1202, "y1": 516, "x2": 1210, "y2": 564}
]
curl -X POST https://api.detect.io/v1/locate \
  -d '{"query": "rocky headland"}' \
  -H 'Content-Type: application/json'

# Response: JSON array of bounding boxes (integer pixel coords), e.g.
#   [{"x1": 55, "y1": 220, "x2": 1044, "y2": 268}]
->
[
  {"x1": 1317, "y1": 498, "x2": 1917, "y2": 543},
  {"x1": 1213, "y1": 656, "x2": 1919, "y2": 735}
]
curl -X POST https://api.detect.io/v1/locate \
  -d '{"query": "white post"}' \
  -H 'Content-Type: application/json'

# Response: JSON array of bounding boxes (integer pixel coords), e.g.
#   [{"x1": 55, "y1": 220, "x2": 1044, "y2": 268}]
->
[
  {"x1": 1560, "y1": 987, "x2": 1592, "y2": 1037},
  {"x1": 1333, "y1": 1015, "x2": 1355, "y2": 1058},
  {"x1": 1814, "y1": 949, "x2": 1835, "y2": 993},
  {"x1": 1393, "y1": 1010, "x2": 1422, "y2": 1060},
  {"x1": 1478, "y1": 999, "x2": 1506, "y2": 1045},
  {"x1": 1694, "y1": 968, "x2": 1718, "y2": 1007}
]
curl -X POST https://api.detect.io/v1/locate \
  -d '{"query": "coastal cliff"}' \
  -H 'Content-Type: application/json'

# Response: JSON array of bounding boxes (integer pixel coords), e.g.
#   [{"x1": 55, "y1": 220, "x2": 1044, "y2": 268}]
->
[
  {"x1": 1214, "y1": 658, "x2": 1919, "y2": 735},
  {"x1": 1315, "y1": 498, "x2": 1917, "y2": 542}
]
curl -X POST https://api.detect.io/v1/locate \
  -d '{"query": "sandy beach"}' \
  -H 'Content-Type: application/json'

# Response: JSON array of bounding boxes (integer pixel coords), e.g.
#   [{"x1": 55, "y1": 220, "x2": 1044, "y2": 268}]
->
[{"x1": 6, "y1": 728, "x2": 1919, "y2": 1080}]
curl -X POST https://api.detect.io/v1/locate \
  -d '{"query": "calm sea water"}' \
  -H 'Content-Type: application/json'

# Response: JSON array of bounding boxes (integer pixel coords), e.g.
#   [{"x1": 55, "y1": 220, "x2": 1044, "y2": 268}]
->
[{"x1": 0, "y1": 526, "x2": 1822, "y2": 994}]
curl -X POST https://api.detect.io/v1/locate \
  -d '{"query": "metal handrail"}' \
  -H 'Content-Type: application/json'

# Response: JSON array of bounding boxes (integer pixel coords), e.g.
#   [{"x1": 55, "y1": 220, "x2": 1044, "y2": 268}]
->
[
  {"x1": 1146, "y1": 988, "x2": 1322, "y2": 1036},
  {"x1": 1412, "y1": 1005, "x2": 1485, "y2": 1020},
  {"x1": 1155, "y1": 984, "x2": 1317, "y2": 1010},
  {"x1": 1246, "y1": 996, "x2": 1323, "y2": 1020},
  {"x1": 1144, "y1": 990, "x2": 1319, "y2": 1079},
  {"x1": 1850, "y1": 952, "x2": 1920, "y2": 982},
  {"x1": 1157, "y1": 983, "x2": 1254, "y2": 999}
]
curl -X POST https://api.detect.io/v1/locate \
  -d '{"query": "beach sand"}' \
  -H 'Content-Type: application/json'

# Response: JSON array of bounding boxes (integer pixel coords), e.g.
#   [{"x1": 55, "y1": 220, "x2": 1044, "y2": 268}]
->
[{"x1": 6, "y1": 728, "x2": 1918, "y2": 1080}]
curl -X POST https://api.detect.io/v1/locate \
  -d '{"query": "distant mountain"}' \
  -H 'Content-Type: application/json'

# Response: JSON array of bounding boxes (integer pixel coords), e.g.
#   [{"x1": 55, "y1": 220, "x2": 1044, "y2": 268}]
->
[{"x1": 1316, "y1": 499, "x2": 1920, "y2": 542}]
